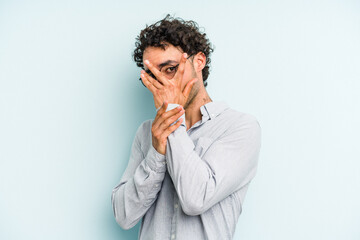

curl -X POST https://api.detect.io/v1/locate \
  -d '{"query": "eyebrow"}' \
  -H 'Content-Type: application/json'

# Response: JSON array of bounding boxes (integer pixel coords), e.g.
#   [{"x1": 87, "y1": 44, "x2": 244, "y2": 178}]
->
[
  {"x1": 158, "y1": 60, "x2": 178, "y2": 69},
  {"x1": 144, "y1": 59, "x2": 179, "y2": 72}
]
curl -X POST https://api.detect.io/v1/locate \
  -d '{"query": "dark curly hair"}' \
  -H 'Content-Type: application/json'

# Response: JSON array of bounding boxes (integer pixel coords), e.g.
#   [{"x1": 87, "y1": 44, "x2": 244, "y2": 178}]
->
[{"x1": 133, "y1": 14, "x2": 214, "y2": 87}]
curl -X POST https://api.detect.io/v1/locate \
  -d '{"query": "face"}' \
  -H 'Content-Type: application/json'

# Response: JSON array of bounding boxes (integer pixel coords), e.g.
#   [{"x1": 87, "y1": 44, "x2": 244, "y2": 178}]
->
[{"x1": 142, "y1": 44, "x2": 201, "y2": 108}]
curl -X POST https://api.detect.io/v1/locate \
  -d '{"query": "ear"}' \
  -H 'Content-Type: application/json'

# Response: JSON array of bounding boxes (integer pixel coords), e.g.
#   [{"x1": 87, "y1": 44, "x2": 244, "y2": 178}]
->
[{"x1": 193, "y1": 52, "x2": 206, "y2": 73}]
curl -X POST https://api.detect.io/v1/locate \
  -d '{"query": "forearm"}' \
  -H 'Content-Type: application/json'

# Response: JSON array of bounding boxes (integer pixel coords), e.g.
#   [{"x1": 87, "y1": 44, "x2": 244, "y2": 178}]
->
[
  {"x1": 166, "y1": 119, "x2": 261, "y2": 216},
  {"x1": 166, "y1": 127, "x2": 216, "y2": 215},
  {"x1": 112, "y1": 146, "x2": 166, "y2": 229}
]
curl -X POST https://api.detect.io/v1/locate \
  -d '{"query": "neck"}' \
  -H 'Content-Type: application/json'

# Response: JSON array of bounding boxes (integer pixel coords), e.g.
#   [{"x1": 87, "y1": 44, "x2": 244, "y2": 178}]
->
[{"x1": 184, "y1": 86, "x2": 212, "y2": 131}]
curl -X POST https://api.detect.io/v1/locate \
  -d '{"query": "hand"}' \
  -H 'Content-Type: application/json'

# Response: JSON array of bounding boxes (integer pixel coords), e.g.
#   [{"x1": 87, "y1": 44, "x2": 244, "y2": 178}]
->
[
  {"x1": 140, "y1": 53, "x2": 198, "y2": 109},
  {"x1": 151, "y1": 101, "x2": 185, "y2": 155}
]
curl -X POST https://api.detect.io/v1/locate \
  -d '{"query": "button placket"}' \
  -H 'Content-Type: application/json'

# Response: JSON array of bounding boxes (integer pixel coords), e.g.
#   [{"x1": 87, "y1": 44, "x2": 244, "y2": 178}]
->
[{"x1": 170, "y1": 194, "x2": 179, "y2": 240}]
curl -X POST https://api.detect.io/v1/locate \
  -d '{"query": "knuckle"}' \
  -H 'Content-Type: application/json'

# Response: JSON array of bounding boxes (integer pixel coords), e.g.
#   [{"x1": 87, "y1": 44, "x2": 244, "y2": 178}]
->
[
  {"x1": 171, "y1": 115, "x2": 179, "y2": 122},
  {"x1": 157, "y1": 122, "x2": 164, "y2": 130},
  {"x1": 161, "y1": 113, "x2": 168, "y2": 119},
  {"x1": 170, "y1": 125, "x2": 178, "y2": 132},
  {"x1": 165, "y1": 118, "x2": 172, "y2": 126}
]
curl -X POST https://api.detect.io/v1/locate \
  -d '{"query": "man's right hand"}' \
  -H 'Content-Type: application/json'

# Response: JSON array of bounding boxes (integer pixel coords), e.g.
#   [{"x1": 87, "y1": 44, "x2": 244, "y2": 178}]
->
[
  {"x1": 151, "y1": 101, "x2": 185, "y2": 155},
  {"x1": 140, "y1": 53, "x2": 198, "y2": 110}
]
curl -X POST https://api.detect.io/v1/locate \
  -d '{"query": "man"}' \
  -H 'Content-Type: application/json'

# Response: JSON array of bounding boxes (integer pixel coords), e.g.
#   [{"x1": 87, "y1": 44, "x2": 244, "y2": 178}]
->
[{"x1": 112, "y1": 15, "x2": 261, "y2": 240}]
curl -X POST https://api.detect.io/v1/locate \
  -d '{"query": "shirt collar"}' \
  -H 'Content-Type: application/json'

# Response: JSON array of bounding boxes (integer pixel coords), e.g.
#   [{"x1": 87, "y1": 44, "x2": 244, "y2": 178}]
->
[{"x1": 200, "y1": 101, "x2": 229, "y2": 121}]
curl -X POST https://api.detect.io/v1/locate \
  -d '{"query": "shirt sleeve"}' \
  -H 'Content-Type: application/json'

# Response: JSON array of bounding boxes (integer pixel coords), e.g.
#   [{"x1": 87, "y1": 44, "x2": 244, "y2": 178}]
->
[
  {"x1": 111, "y1": 122, "x2": 167, "y2": 229},
  {"x1": 165, "y1": 113, "x2": 261, "y2": 216},
  {"x1": 162, "y1": 103, "x2": 186, "y2": 127}
]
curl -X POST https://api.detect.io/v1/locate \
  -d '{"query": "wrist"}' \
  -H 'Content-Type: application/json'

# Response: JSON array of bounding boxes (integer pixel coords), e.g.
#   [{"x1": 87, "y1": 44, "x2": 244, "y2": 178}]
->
[
  {"x1": 152, "y1": 138, "x2": 166, "y2": 155},
  {"x1": 153, "y1": 144, "x2": 165, "y2": 155}
]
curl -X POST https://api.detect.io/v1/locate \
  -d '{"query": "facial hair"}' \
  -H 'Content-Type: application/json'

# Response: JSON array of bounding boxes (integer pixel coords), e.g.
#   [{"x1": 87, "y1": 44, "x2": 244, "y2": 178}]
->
[{"x1": 183, "y1": 64, "x2": 199, "y2": 109}]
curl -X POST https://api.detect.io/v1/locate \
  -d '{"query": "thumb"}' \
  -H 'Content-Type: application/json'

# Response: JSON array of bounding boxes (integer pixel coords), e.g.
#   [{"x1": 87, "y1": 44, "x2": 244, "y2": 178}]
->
[{"x1": 183, "y1": 78, "x2": 198, "y2": 97}]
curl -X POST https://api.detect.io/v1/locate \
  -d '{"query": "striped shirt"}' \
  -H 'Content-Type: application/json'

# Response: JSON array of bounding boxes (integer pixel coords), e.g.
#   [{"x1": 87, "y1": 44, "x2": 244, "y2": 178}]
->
[{"x1": 112, "y1": 101, "x2": 261, "y2": 240}]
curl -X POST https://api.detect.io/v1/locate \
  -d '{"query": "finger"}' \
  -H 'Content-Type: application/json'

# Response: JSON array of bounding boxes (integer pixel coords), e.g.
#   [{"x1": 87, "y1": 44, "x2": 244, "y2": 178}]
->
[
  {"x1": 141, "y1": 70, "x2": 163, "y2": 89},
  {"x1": 154, "y1": 105, "x2": 183, "y2": 129},
  {"x1": 155, "y1": 105, "x2": 183, "y2": 128},
  {"x1": 144, "y1": 60, "x2": 170, "y2": 86},
  {"x1": 141, "y1": 73, "x2": 157, "y2": 94},
  {"x1": 161, "y1": 118, "x2": 183, "y2": 139},
  {"x1": 154, "y1": 101, "x2": 168, "y2": 121},
  {"x1": 158, "y1": 107, "x2": 185, "y2": 131},
  {"x1": 174, "y1": 53, "x2": 187, "y2": 84},
  {"x1": 183, "y1": 78, "x2": 198, "y2": 98}
]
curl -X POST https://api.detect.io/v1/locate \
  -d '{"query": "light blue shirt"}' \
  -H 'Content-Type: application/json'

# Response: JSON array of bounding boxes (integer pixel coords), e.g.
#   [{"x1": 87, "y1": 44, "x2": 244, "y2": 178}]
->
[{"x1": 112, "y1": 101, "x2": 261, "y2": 240}]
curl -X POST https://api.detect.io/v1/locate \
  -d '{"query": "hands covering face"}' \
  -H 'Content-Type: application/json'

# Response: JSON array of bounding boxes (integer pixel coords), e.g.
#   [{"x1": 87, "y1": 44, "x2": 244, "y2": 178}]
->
[{"x1": 140, "y1": 53, "x2": 198, "y2": 110}]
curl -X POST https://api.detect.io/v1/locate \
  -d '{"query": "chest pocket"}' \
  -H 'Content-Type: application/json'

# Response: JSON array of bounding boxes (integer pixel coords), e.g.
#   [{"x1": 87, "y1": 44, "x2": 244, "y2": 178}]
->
[{"x1": 194, "y1": 137, "x2": 214, "y2": 158}]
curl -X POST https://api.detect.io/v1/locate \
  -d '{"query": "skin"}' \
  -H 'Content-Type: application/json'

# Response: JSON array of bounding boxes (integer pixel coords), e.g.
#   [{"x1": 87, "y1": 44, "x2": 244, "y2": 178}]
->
[{"x1": 140, "y1": 43, "x2": 212, "y2": 155}]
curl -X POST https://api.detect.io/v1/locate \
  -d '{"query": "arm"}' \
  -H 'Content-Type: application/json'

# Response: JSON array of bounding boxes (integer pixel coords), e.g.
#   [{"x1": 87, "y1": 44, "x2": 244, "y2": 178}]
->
[
  {"x1": 111, "y1": 123, "x2": 167, "y2": 230},
  {"x1": 166, "y1": 114, "x2": 261, "y2": 216},
  {"x1": 111, "y1": 103, "x2": 185, "y2": 229}
]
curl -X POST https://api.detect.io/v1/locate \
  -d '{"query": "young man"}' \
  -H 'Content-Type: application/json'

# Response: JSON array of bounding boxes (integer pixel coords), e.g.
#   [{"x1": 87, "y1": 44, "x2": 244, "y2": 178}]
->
[{"x1": 112, "y1": 15, "x2": 261, "y2": 240}]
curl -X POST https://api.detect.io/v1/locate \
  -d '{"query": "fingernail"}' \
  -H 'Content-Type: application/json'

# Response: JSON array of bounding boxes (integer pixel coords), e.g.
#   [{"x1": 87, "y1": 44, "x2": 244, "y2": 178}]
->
[
  {"x1": 144, "y1": 60, "x2": 149, "y2": 65},
  {"x1": 183, "y1": 53, "x2": 188, "y2": 58}
]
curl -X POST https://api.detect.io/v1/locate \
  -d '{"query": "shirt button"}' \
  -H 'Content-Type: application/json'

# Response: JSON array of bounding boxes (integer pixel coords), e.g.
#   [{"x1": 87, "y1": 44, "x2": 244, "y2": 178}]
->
[
  {"x1": 171, "y1": 234, "x2": 175, "y2": 239},
  {"x1": 174, "y1": 204, "x2": 178, "y2": 209}
]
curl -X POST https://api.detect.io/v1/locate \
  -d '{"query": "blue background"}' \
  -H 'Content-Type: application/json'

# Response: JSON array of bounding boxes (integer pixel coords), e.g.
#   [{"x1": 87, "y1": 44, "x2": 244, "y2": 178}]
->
[{"x1": 1, "y1": 0, "x2": 359, "y2": 239}]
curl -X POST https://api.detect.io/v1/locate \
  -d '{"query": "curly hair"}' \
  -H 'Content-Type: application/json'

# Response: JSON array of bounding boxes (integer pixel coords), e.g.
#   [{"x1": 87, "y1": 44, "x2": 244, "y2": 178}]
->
[{"x1": 133, "y1": 14, "x2": 214, "y2": 87}]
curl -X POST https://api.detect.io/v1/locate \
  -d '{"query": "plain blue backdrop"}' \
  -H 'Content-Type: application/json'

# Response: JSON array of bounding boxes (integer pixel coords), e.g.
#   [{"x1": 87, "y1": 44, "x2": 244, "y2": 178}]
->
[{"x1": 0, "y1": 0, "x2": 359, "y2": 239}]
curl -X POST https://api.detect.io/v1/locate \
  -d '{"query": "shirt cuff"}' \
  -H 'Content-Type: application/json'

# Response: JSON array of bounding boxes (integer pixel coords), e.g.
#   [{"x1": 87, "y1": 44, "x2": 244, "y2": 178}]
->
[
  {"x1": 145, "y1": 144, "x2": 167, "y2": 173},
  {"x1": 157, "y1": 103, "x2": 186, "y2": 128}
]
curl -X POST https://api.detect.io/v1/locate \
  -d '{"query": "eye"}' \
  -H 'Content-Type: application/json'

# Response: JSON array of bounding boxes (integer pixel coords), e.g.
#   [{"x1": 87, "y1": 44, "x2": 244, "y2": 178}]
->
[{"x1": 165, "y1": 66, "x2": 177, "y2": 73}]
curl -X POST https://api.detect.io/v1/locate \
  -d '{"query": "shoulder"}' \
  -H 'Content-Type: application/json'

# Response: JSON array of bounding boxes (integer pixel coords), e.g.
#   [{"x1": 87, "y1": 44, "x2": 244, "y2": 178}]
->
[
  {"x1": 222, "y1": 106, "x2": 261, "y2": 130},
  {"x1": 216, "y1": 106, "x2": 261, "y2": 146},
  {"x1": 136, "y1": 119, "x2": 153, "y2": 133}
]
